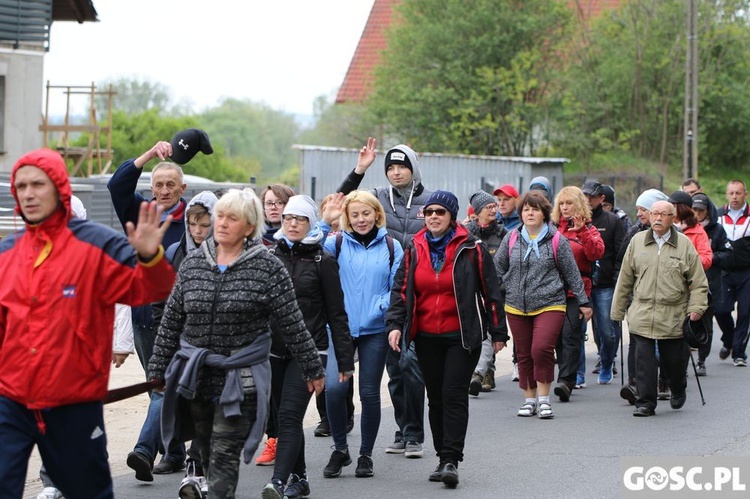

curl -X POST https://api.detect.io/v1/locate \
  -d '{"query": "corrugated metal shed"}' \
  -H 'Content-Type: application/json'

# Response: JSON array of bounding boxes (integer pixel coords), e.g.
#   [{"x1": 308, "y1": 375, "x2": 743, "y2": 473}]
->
[{"x1": 294, "y1": 145, "x2": 567, "y2": 214}]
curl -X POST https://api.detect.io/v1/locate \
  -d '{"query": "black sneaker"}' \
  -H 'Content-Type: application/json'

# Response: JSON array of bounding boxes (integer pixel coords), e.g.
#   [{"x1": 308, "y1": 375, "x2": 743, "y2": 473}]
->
[
  {"x1": 620, "y1": 384, "x2": 637, "y2": 405},
  {"x1": 355, "y1": 455, "x2": 374, "y2": 478},
  {"x1": 284, "y1": 474, "x2": 310, "y2": 498},
  {"x1": 553, "y1": 382, "x2": 571, "y2": 402},
  {"x1": 441, "y1": 462, "x2": 459, "y2": 488},
  {"x1": 428, "y1": 461, "x2": 446, "y2": 482},
  {"x1": 719, "y1": 347, "x2": 731, "y2": 360},
  {"x1": 314, "y1": 419, "x2": 331, "y2": 437},
  {"x1": 468, "y1": 373, "x2": 482, "y2": 397},
  {"x1": 323, "y1": 449, "x2": 351, "y2": 478}
]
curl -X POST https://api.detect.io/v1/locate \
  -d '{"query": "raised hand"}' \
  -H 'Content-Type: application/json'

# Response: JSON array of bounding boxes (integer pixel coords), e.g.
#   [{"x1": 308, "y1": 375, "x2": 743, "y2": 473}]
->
[
  {"x1": 354, "y1": 137, "x2": 377, "y2": 174},
  {"x1": 126, "y1": 201, "x2": 172, "y2": 260},
  {"x1": 321, "y1": 192, "x2": 345, "y2": 225}
]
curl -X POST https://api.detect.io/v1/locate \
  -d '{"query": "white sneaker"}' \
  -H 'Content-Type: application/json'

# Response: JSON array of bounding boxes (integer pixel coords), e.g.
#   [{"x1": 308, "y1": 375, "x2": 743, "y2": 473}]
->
[
  {"x1": 178, "y1": 475, "x2": 207, "y2": 499},
  {"x1": 511, "y1": 363, "x2": 519, "y2": 382},
  {"x1": 37, "y1": 488, "x2": 63, "y2": 499}
]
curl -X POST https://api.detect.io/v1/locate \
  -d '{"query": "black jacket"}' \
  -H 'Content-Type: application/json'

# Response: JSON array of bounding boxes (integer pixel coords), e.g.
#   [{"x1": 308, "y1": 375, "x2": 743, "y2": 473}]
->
[
  {"x1": 590, "y1": 205, "x2": 625, "y2": 288},
  {"x1": 386, "y1": 225, "x2": 509, "y2": 351},
  {"x1": 465, "y1": 219, "x2": 508, "y2": 256},
  {"x1": 270, "y1": 240, "x2": 355, "y2": 374}
]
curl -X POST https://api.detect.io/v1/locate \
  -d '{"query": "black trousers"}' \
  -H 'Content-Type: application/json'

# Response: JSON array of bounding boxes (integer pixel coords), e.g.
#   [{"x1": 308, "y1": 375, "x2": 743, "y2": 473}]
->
[
  {"x1": 556, "y1": 297, "x2": 583, "y2": 387},
  {"x1": 632, "y1": 334, "x2": 689, "y2": 411},
  {"x1": 415, "y1": 334, "x2": 480, "y2": 464}
]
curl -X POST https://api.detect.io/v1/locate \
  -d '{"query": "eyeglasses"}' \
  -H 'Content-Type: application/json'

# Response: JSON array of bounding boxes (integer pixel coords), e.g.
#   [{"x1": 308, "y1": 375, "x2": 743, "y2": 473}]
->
[
  {"x1": 265, "y1": 201, "x2": 286, "y2": 209},
  {"x1": 424, "y1": 208, "x2": 448, "y2": 217},
  {"x1": 282, "y1": 214, "x2": 309, "y2": 223},
  {"x1": 650, "y1": 211, "x2": 674, "y2": 218}
]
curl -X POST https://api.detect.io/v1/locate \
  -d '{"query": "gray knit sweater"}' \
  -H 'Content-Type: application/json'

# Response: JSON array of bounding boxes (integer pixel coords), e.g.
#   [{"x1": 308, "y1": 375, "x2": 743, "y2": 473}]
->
[
  {"x1": 149, "y1": 238, "x2": 324, "y2": 400},
  {"x1": 494, "y1": 227, "x2": 588, "y2": 313}
]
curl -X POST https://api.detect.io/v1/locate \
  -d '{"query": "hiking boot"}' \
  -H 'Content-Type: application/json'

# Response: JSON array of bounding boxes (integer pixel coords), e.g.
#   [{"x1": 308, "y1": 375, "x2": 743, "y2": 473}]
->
[
  {"x1": 719, "y1": 347, "x2": 731, "y2": 360},
  {"x1": 441, "y1": 462, "x2": 459, "y2": 488},
  {"x1": 553, "y1": 382, "x2": 571, "y2": 402},
  {"x1": 178, "y1": 476, "x2": 207, "y2": 499},
  {"x1": 620, "y1": 384, "x2": 637, "y2": 405},
  {"x1": 255, "y1": 438, "x2": 277, "y2": 466},
  {"x1": 314, "y1": 419, "x2": 331, "y2": 437},
  {"x1": 323, "y1": 449, "x2": 351, "y2": 478},
  {"x1": 429, "y1": 461, "x2": 446, "y2": 482},
  {"x1": 385, "y1": 439, "x2": 405, "y2": 454},
  {"x1": 404, "y1": 441, "x2": 424, "y2": 458},
  {"x1": 696, "y1": 362, "x2": 706, "y2": 377},
  {"x1": 36, "y1": 488, "x2": 63, "y2": 499},
  {"x1": 261, "y1": 479, "x2": 285, "y2": 499},
  {"x1": 657, "y1": 379, "x2": 670, "y2": 400},
  {"x1": 469, "y1": 372, "x2": 482, "y2": 396},
  {"x1": 511, "y1": 363, "x2": 519, "y2": 382},
  {"x1": 284, "y1": 474, "x2": 310, "y2": 498},
  {"x1": 670, "y1": 390, "x2": 687, "y2": 410},
  {"x1": 481, "y1": 371, "x2": 495, "y2": 391},
  {"x1": 126, "y1": 451, "x2": 153, "y2": 482},
  {"x1": 355, "y1": 455, "x2": 374, "y2": 477},
  {"x1": 153, "y1": 458, "x2": 185, "y2": 474}
]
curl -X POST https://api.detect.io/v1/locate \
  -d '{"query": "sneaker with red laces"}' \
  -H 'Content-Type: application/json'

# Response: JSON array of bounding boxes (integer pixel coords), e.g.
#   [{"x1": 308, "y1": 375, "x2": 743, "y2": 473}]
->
[{"x1": 255, "y1": 438, "x2": 276, "y2": 466}]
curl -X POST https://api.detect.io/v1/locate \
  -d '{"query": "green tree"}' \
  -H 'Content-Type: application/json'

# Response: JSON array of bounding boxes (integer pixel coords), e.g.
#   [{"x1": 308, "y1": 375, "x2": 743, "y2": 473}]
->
[
  {"x1": 367, "y1": 0, "x2": 572, "y2": 156},
  {"x1": 95, "y1": 77, "x2": 184, "y2": 118}
]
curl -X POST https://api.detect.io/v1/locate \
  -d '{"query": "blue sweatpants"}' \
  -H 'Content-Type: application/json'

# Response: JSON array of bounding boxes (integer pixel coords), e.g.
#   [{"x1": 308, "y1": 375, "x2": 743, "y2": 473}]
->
[{"x1": 0, "y1": 397, "x2": 112, "y2": 499}]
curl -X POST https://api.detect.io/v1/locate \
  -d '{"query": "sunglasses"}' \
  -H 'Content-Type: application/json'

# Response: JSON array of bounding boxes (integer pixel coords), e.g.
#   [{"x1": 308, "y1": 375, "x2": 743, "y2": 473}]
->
[{"x1": 424, "y1": 208, "x2": 448, "y2": 217}]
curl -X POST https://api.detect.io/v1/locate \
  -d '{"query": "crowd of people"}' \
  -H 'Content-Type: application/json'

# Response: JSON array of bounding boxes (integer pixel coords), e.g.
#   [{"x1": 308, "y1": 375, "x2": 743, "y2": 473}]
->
[{"x1": 1, "y1": 132, "x2": 747, "y2": 498}]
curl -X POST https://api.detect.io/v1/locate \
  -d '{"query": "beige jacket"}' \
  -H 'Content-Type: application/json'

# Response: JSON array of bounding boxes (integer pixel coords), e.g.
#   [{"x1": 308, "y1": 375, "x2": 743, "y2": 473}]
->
[{"x1": 612, "y1": 226, "x2": 708, "y2": 339}]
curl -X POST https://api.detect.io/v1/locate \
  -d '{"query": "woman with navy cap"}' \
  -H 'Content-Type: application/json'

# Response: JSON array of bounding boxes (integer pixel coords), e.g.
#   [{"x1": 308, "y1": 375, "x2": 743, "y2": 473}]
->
[{"x1": 387, "y1": 190, "x2": 508, "y2": 489}]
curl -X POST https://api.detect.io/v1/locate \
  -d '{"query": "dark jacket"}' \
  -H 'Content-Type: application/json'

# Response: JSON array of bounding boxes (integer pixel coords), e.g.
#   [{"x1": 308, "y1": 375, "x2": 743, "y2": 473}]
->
[
  {"x1": 615, "y1": 220, "x2": 649, "y2": 276},
  {"x1": 107, "y1": 158, "x2": 187, "y2": 326},
  {"x1": 590, "y1": 205, "x2": 625, "y2": 288},
  {"x1": 702, "y1": 199, "x2": 731, "y2": 306},
  {"x1": 465, "y1": 219, "x2": 507, "y2": 256},
  {"x1": 386, "y1": 224, "x2": 509, "y2": 350},
  {"x1": 269, "y1": 240, "x2": 354, "y2": 374},
  {"x1": 149, "y1": 239, "x2": 325, "y2": 400}
]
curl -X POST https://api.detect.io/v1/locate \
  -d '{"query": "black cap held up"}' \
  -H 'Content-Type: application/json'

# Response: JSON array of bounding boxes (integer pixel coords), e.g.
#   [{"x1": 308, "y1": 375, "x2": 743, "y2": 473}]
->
[{"x1": 170, "y1": 128, "x2": 214, "y2": 165}]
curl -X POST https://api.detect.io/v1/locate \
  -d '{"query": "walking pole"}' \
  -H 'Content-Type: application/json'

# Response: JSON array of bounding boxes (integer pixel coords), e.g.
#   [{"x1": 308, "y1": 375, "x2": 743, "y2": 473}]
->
[
  {"x1": 688, "y1": 349, "x2": 706, "y2": 405},
  {"x1": 619, "y1": 323, "x2": 625, "y2": 386}
]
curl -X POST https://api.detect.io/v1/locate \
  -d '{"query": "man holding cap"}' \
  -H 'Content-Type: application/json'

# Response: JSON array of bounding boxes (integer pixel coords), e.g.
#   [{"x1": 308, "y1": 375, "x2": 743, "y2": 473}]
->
[
  {"x1": 337, "y1": 137, "x2": 429, "y2": 458},
  {"x1": 494, "y1": 184, "x2": 521, "y2": 230},
  {"x1": 582, "y1": 179, "x2": 625, "y2": 385}
]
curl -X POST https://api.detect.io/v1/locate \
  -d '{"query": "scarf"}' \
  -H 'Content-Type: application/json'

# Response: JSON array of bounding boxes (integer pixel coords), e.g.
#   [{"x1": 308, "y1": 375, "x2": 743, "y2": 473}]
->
[
  {"x1": 521, "y1": 223, "x2": 549, "y2": 261},
  {"x1": 426, "y1": 228, "x2": 455, "y2": 271}
]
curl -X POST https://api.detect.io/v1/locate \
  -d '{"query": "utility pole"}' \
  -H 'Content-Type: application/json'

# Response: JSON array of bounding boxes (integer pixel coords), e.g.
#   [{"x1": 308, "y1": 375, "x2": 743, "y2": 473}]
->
[{"x1": 683, "y1": 0, "x2": 699, "y2": 179}]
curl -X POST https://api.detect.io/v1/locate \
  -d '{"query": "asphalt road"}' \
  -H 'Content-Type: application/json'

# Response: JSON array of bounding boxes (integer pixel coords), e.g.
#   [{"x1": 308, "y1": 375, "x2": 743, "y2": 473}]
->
[{"x1": 113, "y1": 333, "x2": 750, "y2": 499}]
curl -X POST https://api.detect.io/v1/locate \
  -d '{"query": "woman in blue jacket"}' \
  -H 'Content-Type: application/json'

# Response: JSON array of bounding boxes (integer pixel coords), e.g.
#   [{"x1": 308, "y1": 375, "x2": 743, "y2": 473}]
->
[{"x1": 321, "y1": 190, "x2": 403, "y2": 480}]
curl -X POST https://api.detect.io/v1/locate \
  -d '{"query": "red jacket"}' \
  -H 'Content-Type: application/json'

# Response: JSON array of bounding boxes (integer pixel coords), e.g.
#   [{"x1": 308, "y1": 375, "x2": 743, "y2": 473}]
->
[
  {"x1": 556, "y1": 218, "x2": 605, "y2": 297},
  {"x1": 0, "y1": 149, "x2": 176, "y2": 409}
]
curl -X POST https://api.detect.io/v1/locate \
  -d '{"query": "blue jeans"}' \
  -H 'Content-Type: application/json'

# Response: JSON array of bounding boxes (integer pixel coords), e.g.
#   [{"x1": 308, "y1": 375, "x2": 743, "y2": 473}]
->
[
  {"x1": 134, "y1": 392, "x2": 185, "y2": 465},
  {"x1": 132, "y1": 322, "x2": 154, "y2": 378},
  {"x1": 591, "y1": 287, "x2": 620, "y2": 370},
  {"x1": 326, "y1": 332, "x2": 388, "y2": 456},
  {"x1": 0, "y1": 397, "x2": 112, "y2": 499},
  {"x1": 385, "y1": 342, "x2": 425, "y2": 444}
]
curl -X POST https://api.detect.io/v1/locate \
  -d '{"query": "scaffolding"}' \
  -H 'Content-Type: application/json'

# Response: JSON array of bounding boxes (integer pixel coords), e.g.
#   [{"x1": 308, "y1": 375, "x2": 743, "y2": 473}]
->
[{"x1": 39, "y1": 82, "x2": 116, "y2": 177}]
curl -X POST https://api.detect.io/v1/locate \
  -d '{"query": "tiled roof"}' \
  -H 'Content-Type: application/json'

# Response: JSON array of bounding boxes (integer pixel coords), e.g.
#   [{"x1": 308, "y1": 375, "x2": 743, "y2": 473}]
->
[{"x1": 336, "y1": 0, "x2": 624, "y2": 104}]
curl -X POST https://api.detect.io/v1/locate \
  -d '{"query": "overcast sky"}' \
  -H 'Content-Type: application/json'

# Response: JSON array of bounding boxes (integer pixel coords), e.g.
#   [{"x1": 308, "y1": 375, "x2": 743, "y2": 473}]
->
[{"x1": 43, "y1": 0, "x2": 374, "y2": 117}]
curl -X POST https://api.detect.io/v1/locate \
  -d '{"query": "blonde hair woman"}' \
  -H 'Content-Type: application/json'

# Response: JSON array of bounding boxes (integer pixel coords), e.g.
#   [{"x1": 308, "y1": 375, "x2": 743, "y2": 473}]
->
[
  {"x1": 321, "y1": 190, "x2": 403, "y2": 480},
  {"x1": 550, "y1": 187, "x2": 603, "y2": 402}
]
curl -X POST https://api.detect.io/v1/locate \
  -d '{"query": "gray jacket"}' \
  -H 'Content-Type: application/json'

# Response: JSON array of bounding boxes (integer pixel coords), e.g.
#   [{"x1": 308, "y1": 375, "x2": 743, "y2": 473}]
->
[{"x1": 494, "y1": 227, "x2": 588, "y2": 313}]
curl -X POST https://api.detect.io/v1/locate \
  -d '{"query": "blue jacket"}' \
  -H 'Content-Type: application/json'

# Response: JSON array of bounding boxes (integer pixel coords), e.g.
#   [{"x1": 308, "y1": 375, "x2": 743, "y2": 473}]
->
[
  {"x1": 108, "y1": 158, "x2": 187, "y2": 326},
  {"x1": 324, "y1": 228, "x2": 404, "y2": 337}
]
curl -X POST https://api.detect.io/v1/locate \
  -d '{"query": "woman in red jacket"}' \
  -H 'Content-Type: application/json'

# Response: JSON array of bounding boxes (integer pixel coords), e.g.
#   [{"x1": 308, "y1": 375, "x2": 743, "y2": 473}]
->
[
  {"x1": 386, "y1": 190, "x2": 508, "y2": 489},
  {"x1": 550, "y1": 187, "x2": 605, "y2": 401},
  {"x1": 669, "y1": 191, "x2": 713, "y2": 271}
]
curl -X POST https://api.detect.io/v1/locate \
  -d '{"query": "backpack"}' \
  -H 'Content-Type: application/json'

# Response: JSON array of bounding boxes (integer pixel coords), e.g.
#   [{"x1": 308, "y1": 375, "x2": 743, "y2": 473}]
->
[{"x1": 335, "y1": 232, "x2": 395, "y2": 270}]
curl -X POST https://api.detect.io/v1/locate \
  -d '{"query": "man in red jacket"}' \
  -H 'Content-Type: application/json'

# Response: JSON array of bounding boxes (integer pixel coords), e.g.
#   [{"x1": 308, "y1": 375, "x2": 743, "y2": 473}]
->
[{"x1": 0, "y1": 149, "x2": 176, "y2": 499}]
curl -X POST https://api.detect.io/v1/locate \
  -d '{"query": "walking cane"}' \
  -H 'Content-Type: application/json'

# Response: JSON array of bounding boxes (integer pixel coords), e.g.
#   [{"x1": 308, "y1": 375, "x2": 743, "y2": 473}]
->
[
  {"x1": 619, "y1": 322, "x2": 625, "y2": 386},
  {"x1": 688, "y1": 350, "x2": 706, "y2": 406}
]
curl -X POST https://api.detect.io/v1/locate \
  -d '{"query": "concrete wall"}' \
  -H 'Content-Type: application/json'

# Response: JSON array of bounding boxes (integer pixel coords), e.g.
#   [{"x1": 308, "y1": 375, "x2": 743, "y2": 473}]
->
[{"x1": 0, "y1": 46, "x2": 45, "y2": 174}]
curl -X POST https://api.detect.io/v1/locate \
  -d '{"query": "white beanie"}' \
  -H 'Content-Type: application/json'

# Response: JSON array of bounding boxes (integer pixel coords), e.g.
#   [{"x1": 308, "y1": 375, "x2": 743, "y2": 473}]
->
[
  {"x1": 635, "y1": 189, "x2": 668, "y2": 211},
  {"x1": 283, "y1": 195, "x2": 319, "y2": 226}
]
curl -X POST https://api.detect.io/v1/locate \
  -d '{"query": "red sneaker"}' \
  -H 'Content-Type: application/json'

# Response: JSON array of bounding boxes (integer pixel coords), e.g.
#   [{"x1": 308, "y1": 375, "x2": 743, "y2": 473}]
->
[{"x1": 255, "y1": 437, "x2": 276, "y2": 466}]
